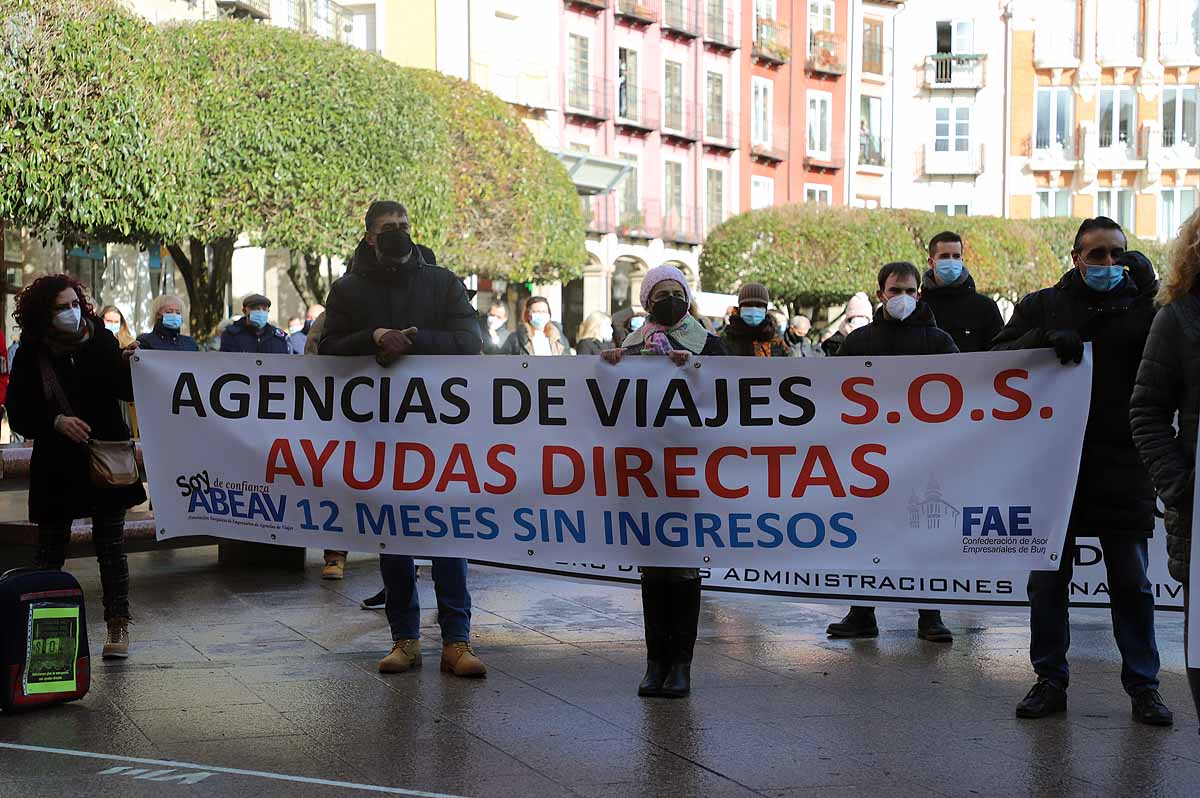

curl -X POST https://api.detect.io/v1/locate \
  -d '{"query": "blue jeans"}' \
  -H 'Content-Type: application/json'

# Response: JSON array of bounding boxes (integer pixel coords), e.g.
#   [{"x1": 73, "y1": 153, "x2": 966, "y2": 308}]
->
[
  {"x1": 380, "y1": 555, "x2": 471, "y2": 643},
  {"x1": 1028, "y1": 538, "x2": 1160, "y2": 695}
]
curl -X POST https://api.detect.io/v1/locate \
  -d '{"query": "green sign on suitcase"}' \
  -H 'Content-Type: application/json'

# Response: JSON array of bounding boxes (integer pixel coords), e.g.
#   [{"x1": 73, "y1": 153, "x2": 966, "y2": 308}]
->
[{"x1": 24, "y1": 606, "x2": 80, "y2": 695}]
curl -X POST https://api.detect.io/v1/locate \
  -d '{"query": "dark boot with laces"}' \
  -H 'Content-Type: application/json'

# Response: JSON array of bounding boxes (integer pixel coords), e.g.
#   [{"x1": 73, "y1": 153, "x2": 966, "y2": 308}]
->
[
  {"x1": 917, "y1": 610, "x2": 953, "y2": 643},
  {"x1": 1016, "y1": 679, "x2": 1067, "y2": 719},
  {"x1": 826, "y1": 606, "x2": 878, "y2": 638},
  {"x1": 1131, "y1": 688, "x2": 1173, "y2": 727}
]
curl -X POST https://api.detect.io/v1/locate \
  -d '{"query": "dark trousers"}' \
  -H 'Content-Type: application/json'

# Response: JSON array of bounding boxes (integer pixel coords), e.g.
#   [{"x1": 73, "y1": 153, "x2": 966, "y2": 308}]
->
[
  {"x1": 641, "y1": 567, "x2": 701, "y2": 664},
  {"x1": 35, "y1": 509, "x2": 129, "y2": 621},
  {"x1": 1028, "y1": 538, "x2": 1160, "y2": 695}
]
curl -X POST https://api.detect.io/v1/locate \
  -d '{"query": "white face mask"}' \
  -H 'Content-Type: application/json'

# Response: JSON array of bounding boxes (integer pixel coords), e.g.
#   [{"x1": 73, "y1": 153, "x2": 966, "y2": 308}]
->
[
  {"x1": 599, "y1": 324, "x2": 614, "y2": 341},
  {"x1": 53, "y1": 307, "x2": 82, "y2": 334},
  {"x1": 848, "y1": 316, "x2": 870, "y2": 331},
  {"x1": 885, "y1": 294, "x2": 917, "y2": 321},
  {"x1": 487, "y1": 315, "x2": 505, "y2": 331}
]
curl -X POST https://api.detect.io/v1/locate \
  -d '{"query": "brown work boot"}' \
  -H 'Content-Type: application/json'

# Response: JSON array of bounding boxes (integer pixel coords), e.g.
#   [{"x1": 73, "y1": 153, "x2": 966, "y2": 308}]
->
[
  {"x1": 102, "y1": 617, "x2": 130, "y2": 659},
  {"x1": 321, "y1": 553, "x2": 346, "y2": 580},
  {"x1": 378, "y1": 639, "x2": 422, "y2": 674},
  {"x1": 441, "y1": 641, "x2": 487, "y2": 678}
]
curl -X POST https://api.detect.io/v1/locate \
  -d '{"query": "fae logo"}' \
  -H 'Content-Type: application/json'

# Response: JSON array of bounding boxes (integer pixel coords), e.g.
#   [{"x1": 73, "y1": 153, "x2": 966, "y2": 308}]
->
[
  {"x1": 961, "y1": 505, "x2": 1033, "y2": 537},
  {"x1": 907, "y1": 478, "x2": 961, "y2": 531}
]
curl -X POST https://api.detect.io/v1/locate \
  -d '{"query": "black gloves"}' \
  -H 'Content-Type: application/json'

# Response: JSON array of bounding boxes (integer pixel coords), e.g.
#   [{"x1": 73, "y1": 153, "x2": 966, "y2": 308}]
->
[
  {"x1": 1118, "y1": 250, "x2": 1157, "y2": 294},
  {"x1": 1045, "y1": 329, "x2": 1084, "y2": 365}
]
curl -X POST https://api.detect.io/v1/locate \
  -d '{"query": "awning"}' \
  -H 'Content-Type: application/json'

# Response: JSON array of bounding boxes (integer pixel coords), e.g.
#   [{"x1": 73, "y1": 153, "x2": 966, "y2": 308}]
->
[{"x1": 553, "y1": 150, "x2": 633, "y2": 196}]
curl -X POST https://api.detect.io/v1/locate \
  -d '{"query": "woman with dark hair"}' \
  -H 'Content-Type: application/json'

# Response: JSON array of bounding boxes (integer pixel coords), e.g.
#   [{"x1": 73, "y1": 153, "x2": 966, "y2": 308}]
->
[
  {"x1": 601, "y1": 265, "x2": 729, "y2": 699},
  {"x1": 4, "y1": 274, "x2": 145, "y2": 659},
  {"x1": 501, "y1": 296, "x2": 569, "y2": 355}
]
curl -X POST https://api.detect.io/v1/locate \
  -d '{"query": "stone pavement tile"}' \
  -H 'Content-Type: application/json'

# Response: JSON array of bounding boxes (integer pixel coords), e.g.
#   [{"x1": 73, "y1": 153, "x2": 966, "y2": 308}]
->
[
  {"x1": 703, "y1": 637, "x2": 857, "y2": 673},
  {"x1": 188, "y1": 638, "x2": 332, "y2": 661},
  {"x1": 1054, "y1": 751, "x2": 1200, "y2": 794},
  {"x1": 0, "y1": 697, "x2": 156, "y2": 756},
  {"x1": 568, "y1": 776, "x2": 765, "y2": 798},
  {"x1": 88, "y1": 637, "x2": 208, "y2": 666},
  {"x1": 90, "y1": 666, "x2": 263, "y2": 711},
  {"x1": 127, "y1": 703, "x2": 300, "y2": 744},
  {"x1": 246, "y1": 675, "x2": 407, "y2": 714},
  {"x1": 232, "y1": 586, "x2": 358, "y2": 611},
  {"x1": 851, "y1": 742, "x2": 1087, "y2": 797},
  {"x1": 176, "y1": 621, "x2": 310, "y2": 646},
  {"x1": 152, "y1": 734, "x2": 368, "y2": 782},
  {"x1": 463, "y1": 622, "x2": 562, "y2": 647},
  {"x1": 225, "y1": 656, "x2": 382, "y2": 684}
]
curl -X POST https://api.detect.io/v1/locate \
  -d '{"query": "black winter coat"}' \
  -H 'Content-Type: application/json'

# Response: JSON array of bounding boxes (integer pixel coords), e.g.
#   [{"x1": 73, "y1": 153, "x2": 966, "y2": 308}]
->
[
  {"x1": 220, "y1": 319, "x2": 291, "y2": 354},
  {"x1": 5, "y1": 327, "x2": 146, "y2": 524},
  {"x1": 993, "y1": 269, "x2": 1158, "y2": 539},
  {"x1": 821, "y1": 331, "x2": 847, "y2": 357},
  {"x1": 320, "y1": 240, "x2": 482, "y2": 356},
  {"x1": 920, "y1": 269, "x2": 1004, "y2": 352},
  {"x1": 575, "y1": 338, "x2": 610, "y2": 355},
  {"x1": 838, "y1": 303, "x2": 959, "y2": 357},
  {"x1": 721, "y1": 313, "x2": 790, "y2": 356},
  {"x1": 1130, "y1": 294, "x2": 1200, "y2": 582},
  {"x1": 136, "y1": 325, "x2": 199, "y2": 352}
]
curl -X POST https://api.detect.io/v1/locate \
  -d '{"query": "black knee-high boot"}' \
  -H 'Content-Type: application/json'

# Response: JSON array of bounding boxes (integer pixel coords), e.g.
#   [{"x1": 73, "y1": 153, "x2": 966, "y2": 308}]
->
[
  {"x1": 638, "y1": 578, "x2": 672, "y2": 697},
  {"x1": 661, "y1": 578, "x2": 701, "y2": 698}
]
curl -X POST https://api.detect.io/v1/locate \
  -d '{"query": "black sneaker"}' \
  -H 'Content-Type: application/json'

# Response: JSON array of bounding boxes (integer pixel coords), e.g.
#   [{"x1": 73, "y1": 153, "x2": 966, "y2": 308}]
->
[
  {"x1": 1131, "y1": 689, "x2": 1174, "y2": 727},
  {"x1": 826, "y1": 607, "x2": 879, "y2": 638},
  {"x1": 360, "y1": 588, "x2": 386, "y2": 610},
  {"x1": 1016, "y1": 679, "x2": 1067, "y2": 719},
  {"x1": 916, "y1": 611, "x2": 953, "y2": 643}
]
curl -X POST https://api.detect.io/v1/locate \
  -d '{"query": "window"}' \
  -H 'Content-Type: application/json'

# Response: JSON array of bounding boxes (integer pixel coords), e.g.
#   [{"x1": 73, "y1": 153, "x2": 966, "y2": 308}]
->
[
  {"x1": 1035, "y1": 88, "x2": 1073, "y2": 155},
  {"x1": 755, "y1": 0, "x2": 777, "y2": 22},
  {"x1": 1098, "y1": 87, "x2": 1137, "y2": 151},
  {"x1": 1097, "y1": 188, "x2": 1135, "y2": 229},
  {"x1": 1035, "y1": 0, "x2": 1078, "y2": 63},
  {"x1": 751, "y1": 77, "x2": 773, "y2": 146},
  {"x1": 1097, "y1": 0, "x2": 1140, "y2": 62},
  {"x1": 751, "y1": 176, "x2": 774, "y2": 209},
  {"x1": 809, "y1": 0, "x2": 834, "y2": 53},
  {"x1": 863, "y1": 17, "x2": 884, "y2": 74},
  {"x1": 806, "y1": 184, "x2": 832, "y2": 205},
  {"x1": 707, "y1": 0, "x2": 726, "y2": 35},
  {"x1": 568, "y1": 34, "x2": 590, "y2": 110},
  {"x1": 807, "y1": 91, "x2": 832, "y2": 157},
  {"x1": 664, "y1": 60, "x2": 684, "y2": 131},
  {"x1": 934, "y1": 106, "x2": 970, "y2": 152},
  {"x1": 1161, "y1": 0, "x2": 1200, "y2": 61},
  {"x1": 664, "y1": 161, "x2": 685, "y2": 227},
  {"x1": 706, "y1": 168, "x2": 725, "y2": 232},
  {"x1": 618, "y1": 47, "x2": 639, "y2": 121},
  {"x1": 1035, "y1": 189, "x2": 1071, "y2": 218},
  {"x1": 1162, "y1": 86, "x2": 1198, "y2": 149},
  {"x1": 349, "y1": 8, "x2": 377, "y2": 52},
  {"x1": 706, "y1": 72, "x2": 725, "y2": 140},
  {"x1": 618, "y1": 153, "x2": 640, "y2": 225},
  {"x1": 860, "y1": 95, "x2": 883, "y2": 165},
  {"x1": 936, "y1": 19, "x2": 974, "y2": 54},
  {"x1": 933, "y1": 204, "x2": 969, "y2": 216},
  {"x1": 1161, "y1": 187, "x2": 1197, "y2": 239}
]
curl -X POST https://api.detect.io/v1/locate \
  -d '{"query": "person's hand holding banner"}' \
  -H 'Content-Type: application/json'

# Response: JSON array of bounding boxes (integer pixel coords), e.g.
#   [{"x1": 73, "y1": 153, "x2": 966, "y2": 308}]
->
[{"x1": 374, "y1": 327, "x2": 417, "y2": 367}]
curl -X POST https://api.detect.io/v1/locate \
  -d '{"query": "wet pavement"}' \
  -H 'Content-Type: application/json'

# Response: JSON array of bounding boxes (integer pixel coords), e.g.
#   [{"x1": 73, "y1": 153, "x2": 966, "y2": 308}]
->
[{"x1": 0, "y1": 547, "x2": 1197, "y2": 798}]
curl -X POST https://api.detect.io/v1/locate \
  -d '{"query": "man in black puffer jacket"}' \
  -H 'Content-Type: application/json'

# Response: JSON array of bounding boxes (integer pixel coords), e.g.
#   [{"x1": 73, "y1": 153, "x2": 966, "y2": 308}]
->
[
  {"x1": 992, "y1": 216, "x2": 1171, "y2": 727},
  {"x1": 920, "y1": 231, "x2": 1003, "y2": 353},
  {"x1": 320, "y1": 200, "x2": 487, "y2": 681},
  {"x1": 827, "y1": 261, "x2": 957, "y2": 644}
]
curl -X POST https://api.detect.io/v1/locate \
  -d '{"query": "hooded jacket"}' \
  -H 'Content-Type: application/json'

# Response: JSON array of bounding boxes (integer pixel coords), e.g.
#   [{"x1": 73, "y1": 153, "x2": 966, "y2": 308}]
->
[
  {"x1": 319, "y1": 240, "x2": 482, "y2": 356},
  {"x1": 919, "y1": 268, "x2": 1004, "y2": 353},
  {"x1": 992, "y1": 268, "x2": 1158, "y2": 538}
]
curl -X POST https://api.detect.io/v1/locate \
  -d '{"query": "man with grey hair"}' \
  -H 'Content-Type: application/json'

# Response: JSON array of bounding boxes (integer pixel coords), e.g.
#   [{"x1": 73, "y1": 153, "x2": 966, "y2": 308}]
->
[
  {"x1": 320, "y1": 200, "x2": 487, "y2": 679},
  {"x1": 784, "y1": 315, "x2": 823, "y2": 357}
]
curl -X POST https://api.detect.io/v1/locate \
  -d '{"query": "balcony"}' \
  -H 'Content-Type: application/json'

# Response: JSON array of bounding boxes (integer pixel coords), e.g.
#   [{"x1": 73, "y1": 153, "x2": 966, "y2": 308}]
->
[
  {"x1": 217, "y1": 0, "x2": 270, "y2": 18},
  {"x1": 662, "y1": 0, "x2": 701, "y2": 39},
  {"x1": 1029, "y1": 130, "x2": 1079, "y2": 171},
  {"x1": 858, "y1": 134, "x2": 887, "y2": 171},
  {"x1": 1034, "y1": 30, "x2": 1079, "y2": 69},
  {"x1": 750, "y1": 125, "x2": 789, "y2": 162},
  {"x1": 661, "y1": 98, "x2": 701, "y2": 142},
  {"x1": 564, "y1": 0, "x2": 609, "y2": 10},
  {"x1": 615, "y1": 0, "x2": 658, "y2": 25},
  {"x1": 287, "y1": 0, "x2": 353, "y2": 42},
  {"x1": 565, "y1": 76, "x2": 612, "y2": 122},
  {"x1": 583, "y1": 194, "x2": 615, "y2": 235},
  {"x1": 923, "y1": 54, "x2": 985, "y2": 90},
  {"x1": 703, "y1": 110, "x2": 739, "y2": 152},
  {"x1": 807, "y1": 31, "x2": 846, "y2": 76},
  {"x1": 661, "y1": 205, "x2": 702, "y2": 246},
  {"x1": 1160, "y1": 32, "x2": 1200, "y2": 66},
  {"x1": 805, "y1": 154, "x2": 843, "y2": 171},
  {"x1": 703, "y1": 3, "x2": 739, "y2": 51},
  {"x1": 616, "y1": 204, "x2": 655, "y2": 239},
  {"x1": 923, "y1": 142, "x2": 984, "y2": 176},
  {"x1": 615, "y1": 84, "x2": 659, "y2": 133},
  {"x1": 483, "y1": 68, "x2": 554, "y2": 111},
  {"x1": 752, "y1": 18, "x2": 790, "y2": 65}
]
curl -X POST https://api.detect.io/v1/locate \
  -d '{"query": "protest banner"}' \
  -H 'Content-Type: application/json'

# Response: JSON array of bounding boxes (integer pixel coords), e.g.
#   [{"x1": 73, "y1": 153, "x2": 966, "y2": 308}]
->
[{"x1": 132, "y1": 349, "x2": 1092, "y2": 574}]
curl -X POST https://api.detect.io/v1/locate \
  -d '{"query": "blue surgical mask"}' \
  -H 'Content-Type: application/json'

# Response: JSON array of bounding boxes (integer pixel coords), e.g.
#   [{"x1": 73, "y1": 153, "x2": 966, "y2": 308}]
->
[
  {"x1": 1082, "y1": 265, "x2": 1124, "y2": 293},
  {"x1": 629, "y1": 316, "x2": 645, "y2": 331},
  {"x1": 104, "y1": 321, "x2": 121, "y2": 335},
  {"x1": 740, "y1": 307, "x2": 767, "y2": 326},
  {"x1": 53, "y1": 307, "x2": 81, "y2": 334},
  {"x1": 248, "y1": 309, "x2": 270, "y2": 328},
  {"x1": 934, "y1": 258, "x2": 963, "y2": 284},
  {"x1": 161, "y1": 313, "x2": 182, "y2": 330},
  {"x1": 530, "y1": 312, "x2": 550, "y2": 330}
]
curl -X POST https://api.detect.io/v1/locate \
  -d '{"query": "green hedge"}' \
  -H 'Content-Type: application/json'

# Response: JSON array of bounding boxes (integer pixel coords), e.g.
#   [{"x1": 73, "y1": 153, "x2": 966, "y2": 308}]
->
[{"x1": 700, "y1": 205, "x2": 1167, "y2": 308}]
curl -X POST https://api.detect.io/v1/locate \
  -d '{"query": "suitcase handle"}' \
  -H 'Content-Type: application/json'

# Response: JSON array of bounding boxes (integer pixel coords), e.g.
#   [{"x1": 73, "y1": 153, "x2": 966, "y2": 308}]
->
[{"x1": 0, "y1": 567, "x2": 42, "y2": 581}]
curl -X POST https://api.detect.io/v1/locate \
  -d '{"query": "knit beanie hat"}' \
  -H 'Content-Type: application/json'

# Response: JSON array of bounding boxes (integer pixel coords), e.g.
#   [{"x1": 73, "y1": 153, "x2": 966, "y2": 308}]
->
[
  {"x1": 639, "y1": 264, "x2": 692, "y2": 309},
  {"x1": 738, "y1": 282, "x2": 770, "y2": 306},
  {"x1": 845, "y1": 291, "x2": 873, "y2": 319}
]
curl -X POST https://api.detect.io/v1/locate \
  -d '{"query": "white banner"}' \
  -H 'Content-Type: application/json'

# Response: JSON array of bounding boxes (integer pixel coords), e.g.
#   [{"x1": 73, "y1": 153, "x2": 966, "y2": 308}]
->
[{"x1": 132, "y1": 349, "x2": 1092, "y2": 574}]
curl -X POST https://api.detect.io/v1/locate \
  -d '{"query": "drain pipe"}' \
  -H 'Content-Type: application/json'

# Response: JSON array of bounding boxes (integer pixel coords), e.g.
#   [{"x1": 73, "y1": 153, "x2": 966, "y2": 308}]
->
[
  {"x1": 1002, "y1": 0, "x2": 1013, "y2": 217},
  {"x1": 888, "y1": 2, "x2": 907, "y2": 207}
]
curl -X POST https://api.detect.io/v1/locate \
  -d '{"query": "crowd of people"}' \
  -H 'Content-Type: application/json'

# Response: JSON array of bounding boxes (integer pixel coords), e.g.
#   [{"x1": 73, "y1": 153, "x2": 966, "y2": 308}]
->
[{"x1": 4, "y1": 199, "x2": 1197, "y2": 736}]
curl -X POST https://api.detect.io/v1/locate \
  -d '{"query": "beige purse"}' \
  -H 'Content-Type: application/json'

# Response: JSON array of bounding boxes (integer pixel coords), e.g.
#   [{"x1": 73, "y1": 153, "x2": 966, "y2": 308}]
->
[{"x1": 87, "y1": 440, "x2": 140, "y2": 488}]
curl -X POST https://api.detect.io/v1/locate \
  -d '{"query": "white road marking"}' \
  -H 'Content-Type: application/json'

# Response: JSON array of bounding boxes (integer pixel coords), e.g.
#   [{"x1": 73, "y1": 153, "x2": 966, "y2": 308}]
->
[{"x1": 0, "y1": 743, "x2": 470, "y2": 797}]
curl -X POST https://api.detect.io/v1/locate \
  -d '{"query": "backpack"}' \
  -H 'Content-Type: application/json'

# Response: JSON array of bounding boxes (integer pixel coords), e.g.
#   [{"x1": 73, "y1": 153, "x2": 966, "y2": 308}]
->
[{"x1": 0, "y1": 568, "x2": 90, "y2": 712}]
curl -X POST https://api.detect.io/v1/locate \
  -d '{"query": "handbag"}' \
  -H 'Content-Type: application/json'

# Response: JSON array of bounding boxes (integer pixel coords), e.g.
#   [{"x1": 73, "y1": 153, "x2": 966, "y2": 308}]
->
[{"x1": 86, "y1": 440, "x2": 139, "y2": 488}]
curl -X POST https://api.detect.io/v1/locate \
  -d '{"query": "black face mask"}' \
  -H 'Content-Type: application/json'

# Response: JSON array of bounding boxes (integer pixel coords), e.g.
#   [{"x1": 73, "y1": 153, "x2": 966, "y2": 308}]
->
[
  {"x1": 377, "y1": 229, "x2": 414, "y2": 262},
  {"x1": 650, "y1": 295, "x2": 689, "y2": 327}
]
